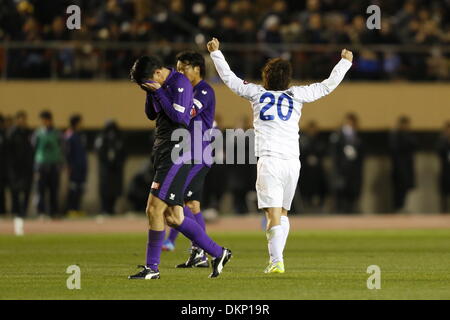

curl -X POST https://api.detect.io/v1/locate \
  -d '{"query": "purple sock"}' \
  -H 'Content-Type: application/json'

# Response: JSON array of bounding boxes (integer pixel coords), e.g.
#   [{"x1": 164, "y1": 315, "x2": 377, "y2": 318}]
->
[
  {"x1": 184, "y1": 206, "x2": 203, "y2": 248},
  {"x1": 175, "y1": 217, "x2": 223, "y2": 258},
  {"x1": 167, "y1": 228, "x2": 179, "y2": 244},
  {"x1": 193, "y1": 211, "x2": 206, "y2": 231},
  {"x1": 146, "y1": 229, "x2": 165, "y2": 271},
  {"x1": 167, "y1": 207, "x2": 196, "y2": 244},
  {"x1": 193, "y1": 213, "x2": 207, "y2": 261}
]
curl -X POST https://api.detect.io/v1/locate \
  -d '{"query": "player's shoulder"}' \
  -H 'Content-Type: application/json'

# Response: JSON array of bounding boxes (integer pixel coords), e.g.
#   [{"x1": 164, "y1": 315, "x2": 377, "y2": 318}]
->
[
  {"x1": 284, "y1": 87, "x2": 297, "y2": 97},
  {"x1": 286, "y1": 85, "x2": 311, "y2": 100},
  {"x1": 198, "y1": 80, "x2": 215, "y2": 95},
  {"x1": 259, "y1": 87, "x2": 294, "y2": 97},
  {"x1": 244, "y1": 80, "x2": 264, "y2": 90},
  {"x1": 171, "y1": 70, "x2": 191, "y2": 86},
  {"x1": 244, "y1": 81, "x2": 265, "y2": 99}
]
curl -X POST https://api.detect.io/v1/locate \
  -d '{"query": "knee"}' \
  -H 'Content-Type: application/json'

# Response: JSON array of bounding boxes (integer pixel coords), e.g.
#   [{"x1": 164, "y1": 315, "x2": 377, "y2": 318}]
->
[
  {"x1": 185, "y1": 201, "x2": 200, "y2": 214},
  {"x1": 165, "y1": 214, "x2": 183, "y2": 228},
  {"x1": 145, "y1": 204, "x2": 154, "y2": 218},
  {"x1": 146, "y1": 203, "x2": 163, "y2": 223}
]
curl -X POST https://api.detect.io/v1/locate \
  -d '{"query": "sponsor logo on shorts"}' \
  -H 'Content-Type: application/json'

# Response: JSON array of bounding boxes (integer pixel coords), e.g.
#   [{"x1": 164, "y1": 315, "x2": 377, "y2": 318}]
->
[
  {"x1": 187, "y1": 190, "x2": 193, "y2": 197},
  {"x1": 151, "y1": 182, "x2": 160, "y2": 190},
  {"x1": 169, "y1": 193, "x2": 175, "y2": 200}
]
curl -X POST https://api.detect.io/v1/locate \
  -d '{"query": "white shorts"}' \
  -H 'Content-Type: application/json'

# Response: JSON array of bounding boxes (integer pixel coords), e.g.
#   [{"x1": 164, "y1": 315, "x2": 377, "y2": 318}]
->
[{"x1": 255, "y1": 156, "x2": 301, "y2": 211}]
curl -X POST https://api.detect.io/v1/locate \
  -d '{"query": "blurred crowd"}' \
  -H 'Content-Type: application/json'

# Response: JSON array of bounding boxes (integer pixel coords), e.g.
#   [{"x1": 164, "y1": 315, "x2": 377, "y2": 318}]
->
[
  {"x1": 1, "y1": 111, "x2": 449, "y2": 219},
  {"x1": 0, "y1": 0, "x2": 449, "y2": 80},
  {"x1": 0, "y1": 111, "x2": 126, "y2": 219}
]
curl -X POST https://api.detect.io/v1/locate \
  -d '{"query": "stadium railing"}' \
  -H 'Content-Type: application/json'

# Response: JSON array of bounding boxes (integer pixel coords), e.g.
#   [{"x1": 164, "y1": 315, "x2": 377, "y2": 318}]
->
[{"x1": 0, "y1": 41, "x2": 449, "y2": 80}]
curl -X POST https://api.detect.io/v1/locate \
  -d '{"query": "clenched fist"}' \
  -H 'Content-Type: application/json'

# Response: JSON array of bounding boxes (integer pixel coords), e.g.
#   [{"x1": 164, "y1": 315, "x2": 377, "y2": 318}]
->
[
  {"x1": 207, "y1": 38, "x2": 220, "y2": 53},
  {"x1": 341, "y1": 49, "x2": 353, "y2": 62}
]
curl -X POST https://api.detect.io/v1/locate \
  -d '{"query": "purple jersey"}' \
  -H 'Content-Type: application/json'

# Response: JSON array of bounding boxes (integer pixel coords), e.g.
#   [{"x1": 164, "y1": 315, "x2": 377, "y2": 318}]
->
[
  {"x1": 189, "y1": 80, "x2": 216, "y2": 167},
  {"x1": 144, "y1": 68, "x2": 193, "y2": 154}
]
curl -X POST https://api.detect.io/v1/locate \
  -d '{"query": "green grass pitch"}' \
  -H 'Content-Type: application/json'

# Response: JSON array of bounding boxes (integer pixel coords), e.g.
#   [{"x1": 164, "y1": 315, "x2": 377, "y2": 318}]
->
[{"x1": 1, "y1": 229, "x2": 449, "y2": 300}]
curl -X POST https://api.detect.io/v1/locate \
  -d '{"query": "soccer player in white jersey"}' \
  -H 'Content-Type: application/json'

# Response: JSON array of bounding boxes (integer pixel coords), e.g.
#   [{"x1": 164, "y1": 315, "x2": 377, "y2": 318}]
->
[{"x1": 207, "y1": 37, "x2": 353, "y2": 273}]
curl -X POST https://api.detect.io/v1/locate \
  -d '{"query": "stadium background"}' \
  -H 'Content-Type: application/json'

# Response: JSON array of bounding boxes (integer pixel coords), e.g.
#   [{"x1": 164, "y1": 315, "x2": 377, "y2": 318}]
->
[
  {"x1": 1, "y1": 0, "x2": 449, "y2": 217},
  {"x1": 0, "y1": 0, "x2": 450, "y2": 301}
]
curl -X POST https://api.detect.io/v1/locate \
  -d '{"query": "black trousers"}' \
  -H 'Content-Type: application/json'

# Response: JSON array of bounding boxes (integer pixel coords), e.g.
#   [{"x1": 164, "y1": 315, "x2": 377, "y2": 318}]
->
[
  {"x1": 66, "y1": 180, "x2": 84, "y2": 212},
  {"x1": 335, "y1": 190, "x2": 359, "y2": 214},
  {"x1": 37, "y1": 164, "x2": 60, "y2": 217},
  {"x1": 393, "y1": 186, "x2": 409, "y2": 211},
  {"x1": 440, "y1": 193, "x2": 450, "y2": 213},
  {"x1": 0, "y1": 180, "x2": 6, "y2": 214},
  {"x1": 11, "y1": 180, "x2": 32, "y2": 217},
  {"x1": 202, "y1": 165, "x2": 227, "y2": 210},
  {"x1": 100, "y1": 193, "x2": 118, "y2": 215}
]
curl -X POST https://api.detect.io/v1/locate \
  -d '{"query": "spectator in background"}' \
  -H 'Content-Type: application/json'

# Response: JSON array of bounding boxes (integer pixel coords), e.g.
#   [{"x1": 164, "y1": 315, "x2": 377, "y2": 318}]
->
[
  {"x1": 4, "y1": 115, "x2": 14, "y2": 131},
  {"x1": 330, "y1": 113, "x2": 364, "y2": 214},
  {"x1": 2, "y1": 0, "x2": 450, "y2": 81},
  {"x1": 303, "y1": 13, "x2": 327, "y2": 44},
  {"x1": 7, "y1": 111, "x2": 34, "y2": 233},
  {"x1": 298, "y1": 0, "x2": 321, "y2": 26},
  {"x1": 127, "y1": 160, "x2": 154, "y2": 212},
  {"x1": 355, "y1": 49, "x2": 382, "y2": 80},
  {"x1": 203, "y1": 115, "x2": 228, "y2": 214},
  {"x1": 437, "y1": 121, "x2": 450, "y2": 213},
  {"x1": 95, "y1": 120, "x2": 126, "y2": 215},
  {"x1": 228, "y1": 116, "x2": 256, "y2": 214},
  {"x1": 389, "y1": 116, "x2": 417, "y2": 212},
  {"x1": 64, "y1": 114, "x2": 88, "y2": 216},
  {"x1": 33, "y1": 111, "x2": 63, "y2": 218},
  {"x1": 426, "y1": 47, "x2": 450, "y2": 81},
  {"x1": 299, "y1": 121, "x2": 328, "y2": 213},
  {"x1": 74, "y1": 44, "x2": 99, "y2": 79},
  {"x1": 0, "y1": 114, "x2": 8, "y2": 215}
]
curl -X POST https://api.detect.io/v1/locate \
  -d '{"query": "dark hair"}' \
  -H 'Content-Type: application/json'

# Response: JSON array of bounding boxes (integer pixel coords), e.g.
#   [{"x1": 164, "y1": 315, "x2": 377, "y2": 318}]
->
[
  {"x1": 398, "y1": 115, "x2": 410, "y2": 126},
  {"x1": 175, "y1": 51, "x2": 206, "y2": 78},
  {"x1": 15, "y1": 110, "x2": 27, "y2": 119},
  {"x1": 130, "y1": 55, "x2": 163, "y2": 84},
  {"x1": 262, "y1": 58, "x2": 292, "y2": 91},
  {"x1": 40, "y1": 110, "x2": 52, "y2": 120},
  {"x1": 345, "y1": 112, "x2": 358, "y2": 123},
  {"x1": 70, "y1": 114, "x2": 82, "y2": 128},
  {"x1": 307, "y1": 120, "x2": 318, "y2": 129}
]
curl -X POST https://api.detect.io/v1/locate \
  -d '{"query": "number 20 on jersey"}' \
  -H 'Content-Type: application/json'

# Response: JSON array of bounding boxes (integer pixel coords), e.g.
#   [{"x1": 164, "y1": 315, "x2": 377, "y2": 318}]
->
[{"x1": 259, "y1": 92, "x2": 294, "y2": 121}]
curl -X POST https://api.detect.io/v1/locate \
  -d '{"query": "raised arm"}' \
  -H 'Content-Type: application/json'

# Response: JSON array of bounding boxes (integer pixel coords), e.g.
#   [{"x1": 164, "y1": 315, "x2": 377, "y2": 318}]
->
[
  {"x1": 208, "y1": 38, "x2": 259, "y2": 100},
  {"x1": 292, "y1": 49, "x2": 353, "y2": 103}
]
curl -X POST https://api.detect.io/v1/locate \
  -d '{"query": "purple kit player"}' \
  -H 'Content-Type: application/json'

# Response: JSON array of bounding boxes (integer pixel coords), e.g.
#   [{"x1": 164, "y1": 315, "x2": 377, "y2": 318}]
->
[
  {"x1": 128, "y1": 55, "x2": 232, "y2": 279},
  {"x1": 162, "y1": 51, "x2": 216, "y2": 269}
]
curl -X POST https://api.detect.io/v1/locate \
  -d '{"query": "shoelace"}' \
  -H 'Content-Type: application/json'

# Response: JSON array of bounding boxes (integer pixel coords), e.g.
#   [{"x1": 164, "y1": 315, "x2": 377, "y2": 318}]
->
[
  {"x1": 135, "y1": 265, "x2": 149, "y2": 275},
  {"x1": 185, "y1": 248, "x2": 204, "y2": 265}
]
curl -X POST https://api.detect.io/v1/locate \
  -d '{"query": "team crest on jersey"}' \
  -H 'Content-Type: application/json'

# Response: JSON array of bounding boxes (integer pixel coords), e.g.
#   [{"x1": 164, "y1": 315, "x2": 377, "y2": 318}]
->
[{"x1": 151, "y1": 182, "x2": 160, "y2": 190}]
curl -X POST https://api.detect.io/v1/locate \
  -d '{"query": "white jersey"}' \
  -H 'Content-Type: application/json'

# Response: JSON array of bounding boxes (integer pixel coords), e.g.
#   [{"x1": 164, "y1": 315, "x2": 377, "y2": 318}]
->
[{"x1": 210, "y1": 50, "x2": 352, "y2": 160}]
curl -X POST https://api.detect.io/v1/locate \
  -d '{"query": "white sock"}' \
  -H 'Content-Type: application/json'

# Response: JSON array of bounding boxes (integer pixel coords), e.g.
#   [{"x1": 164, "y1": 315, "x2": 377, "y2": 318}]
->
[
  {"x1": 266, "y1": 225, "x2": 284, "y2": 264},
  {"x1": 280, "y1": 216, "x2": 290, "y2": 251},
  {"x1": 14, "y1": 217, "x2": 24, "y2": 236}
]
